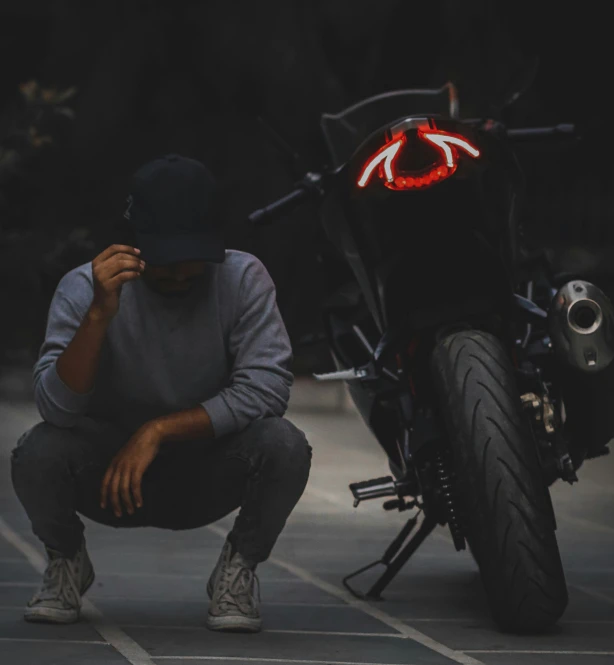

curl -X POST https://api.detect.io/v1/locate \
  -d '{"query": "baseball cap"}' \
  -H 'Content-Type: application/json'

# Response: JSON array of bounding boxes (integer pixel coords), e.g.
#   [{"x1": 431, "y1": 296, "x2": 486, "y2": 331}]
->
[{"x1": 123, "y1": 154, "x2": 225, "y2": 264}]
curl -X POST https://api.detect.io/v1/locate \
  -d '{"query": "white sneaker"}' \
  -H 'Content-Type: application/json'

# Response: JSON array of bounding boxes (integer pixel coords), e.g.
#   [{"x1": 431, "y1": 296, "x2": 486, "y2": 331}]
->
[
  {"x1": 206, "y1": 540, "x2": 261, "y2": 633},
  {"x1": 206, "y1": 538, "x2": 233, "y2": 601},
  {"x1": 24, "y1": 538, "x2": 95, "y2": 624}
]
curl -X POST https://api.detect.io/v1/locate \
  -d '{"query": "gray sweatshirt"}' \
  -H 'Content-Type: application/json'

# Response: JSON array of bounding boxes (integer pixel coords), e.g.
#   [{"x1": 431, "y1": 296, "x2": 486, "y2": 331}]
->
[{"x1": 33, "y1": 249, "x2": 294, "y2": 437}]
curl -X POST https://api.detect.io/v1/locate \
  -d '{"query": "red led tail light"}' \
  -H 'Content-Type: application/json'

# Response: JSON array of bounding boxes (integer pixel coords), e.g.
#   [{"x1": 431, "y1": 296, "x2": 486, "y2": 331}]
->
[{"x1": 357, "y1": 129, "x2": 480, "y2": 191}]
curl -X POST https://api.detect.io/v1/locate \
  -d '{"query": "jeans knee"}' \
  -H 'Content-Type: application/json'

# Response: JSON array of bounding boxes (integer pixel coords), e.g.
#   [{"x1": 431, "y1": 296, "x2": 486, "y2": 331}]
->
[
  {"x1": 11, "y1": 422, "x2": 74, "y2": 476},
  {"x1": 253, "y1": 417, "x2": 312, "y2": 477}
]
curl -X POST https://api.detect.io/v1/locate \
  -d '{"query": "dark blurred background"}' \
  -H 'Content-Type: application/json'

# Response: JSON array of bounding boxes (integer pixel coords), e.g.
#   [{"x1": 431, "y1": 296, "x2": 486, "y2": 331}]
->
[{"x1": 0, "y1": 0, "x2": 610, "y2": 373}]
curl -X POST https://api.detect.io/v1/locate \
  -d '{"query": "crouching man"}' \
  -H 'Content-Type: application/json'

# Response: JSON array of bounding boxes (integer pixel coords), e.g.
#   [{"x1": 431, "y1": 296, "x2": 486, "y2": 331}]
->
[{"x1": 11, "y1": 154, "x2": 312, "y2": 633}]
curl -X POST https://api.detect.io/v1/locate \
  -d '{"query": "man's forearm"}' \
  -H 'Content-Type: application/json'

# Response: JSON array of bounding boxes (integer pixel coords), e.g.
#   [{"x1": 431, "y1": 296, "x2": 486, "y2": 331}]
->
[
  {"x1": 152, "y1": 405, "x2": 215, "y2": 442},
  {"x1": 56, "y1": 306, "x2": 110, "y2": 394}
]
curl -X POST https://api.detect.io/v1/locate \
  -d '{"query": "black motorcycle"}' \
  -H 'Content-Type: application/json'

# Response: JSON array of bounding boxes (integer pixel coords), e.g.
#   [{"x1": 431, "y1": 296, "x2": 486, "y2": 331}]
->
[{"x1": 247, "y1": 80, "x2": 613, "y2": 632}]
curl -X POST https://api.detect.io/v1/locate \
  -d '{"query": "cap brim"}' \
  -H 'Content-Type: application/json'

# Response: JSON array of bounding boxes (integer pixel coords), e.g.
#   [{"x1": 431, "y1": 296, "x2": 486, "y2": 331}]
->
[{"x1": 135, "y1": 231, "x2": 226, "y2": 265}]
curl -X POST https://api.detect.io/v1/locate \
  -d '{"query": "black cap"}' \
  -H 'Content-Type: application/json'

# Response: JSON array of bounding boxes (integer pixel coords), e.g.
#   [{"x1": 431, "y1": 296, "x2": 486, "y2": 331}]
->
[{"x1": 124, "y1": 154, "x2": 225, "y2": 265}]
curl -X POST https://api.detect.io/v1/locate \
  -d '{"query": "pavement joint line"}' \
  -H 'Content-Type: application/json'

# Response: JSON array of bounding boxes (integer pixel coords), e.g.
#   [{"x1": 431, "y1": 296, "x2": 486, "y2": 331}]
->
[
  {"x1": 0, "y1": 516, "x2": 157, "y2": 665},
  {"x1": 123, "y1": 624, "x2": 406, "y2": 639},
  {"x1": 153, "y1": 658, "x2": 434, "y2": 664},
  {"x1": 572, "y1": 584, "x2": 614, "y2": 605},
  {"x1": 397, "y1": 618, "x2": 480, "y2": 623},
  {"x1": 92, "y1": 572, "x2": 304, "y2": 582},
  {"x1": 267, "y1": 629, "x2": 405, "y2": 639},
  {"x1": 558, "y1": 513, "x2": 614, "y2": 536},
  {"x1": 399, "y1": 617, "x2": 614, "y2": 624},
  {"x1": 254, "y1": 601, "x2": 348, "y2": 607},
  {"x1": 206, "y1": 523, "x2": 486, "y2": 665},
  {"x1": 0, "y1": 637, "x2": 109, "y2": 646},
  {"x1": 465, "y1": 650, "x2": 614, "y2": 655},
  {"x1": 79, "y1": 598, "x2": 349, "y2": 607}
]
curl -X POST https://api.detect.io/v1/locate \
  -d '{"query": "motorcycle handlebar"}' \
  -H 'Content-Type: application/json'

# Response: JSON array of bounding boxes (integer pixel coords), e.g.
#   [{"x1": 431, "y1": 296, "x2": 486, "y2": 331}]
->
[
  {"x1": 248, "y1": 188, "x2": 309, "y2": 225},
  {"x1": 248, "y1": 172, "x2": 324, "y2": 225},
  {"x1": 247, "y1": 124, "x2": 577, "y2": 226},
  {"x1": 506, "y1": 123, "x2": 577, "y2": 141}
]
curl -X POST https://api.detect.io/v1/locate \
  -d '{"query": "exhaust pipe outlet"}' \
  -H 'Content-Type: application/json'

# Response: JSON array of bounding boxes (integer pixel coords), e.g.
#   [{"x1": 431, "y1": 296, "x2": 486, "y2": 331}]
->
[{"x1": 549, "y1": 280, "x2": 614, "y2": 373}]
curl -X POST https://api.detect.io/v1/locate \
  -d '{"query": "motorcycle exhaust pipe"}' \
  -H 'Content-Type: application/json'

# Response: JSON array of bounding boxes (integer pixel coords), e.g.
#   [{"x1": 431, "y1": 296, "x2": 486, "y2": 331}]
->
[{"x1": 549, "y1": 280, "x2": 614, "y2": 373}]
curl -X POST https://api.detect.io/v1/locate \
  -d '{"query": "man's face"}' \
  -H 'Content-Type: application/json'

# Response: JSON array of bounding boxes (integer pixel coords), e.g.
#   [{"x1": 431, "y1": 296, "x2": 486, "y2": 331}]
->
[{"x1": 141, "y1": 260, "x2": 208, "y2": 297}]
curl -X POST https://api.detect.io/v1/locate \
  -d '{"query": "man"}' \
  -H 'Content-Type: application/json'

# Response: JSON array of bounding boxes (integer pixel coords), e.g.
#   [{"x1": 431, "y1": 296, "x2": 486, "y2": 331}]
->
[{"x1": 11, "y1": 154, "x2": 312, "y2": 633}]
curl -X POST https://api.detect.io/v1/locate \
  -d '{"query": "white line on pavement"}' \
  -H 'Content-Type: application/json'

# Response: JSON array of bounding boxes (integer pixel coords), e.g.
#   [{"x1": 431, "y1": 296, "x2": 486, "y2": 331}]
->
[
  {"x1": 123, "y1": 624, "x2": 405, "y2": 639},
  {"x1": 0, "y1": 516, "x2": 157, "y2": 665},
  {"x1": 376, "y1": 616, "x2": 614, "y2": 625},
  {"x1": 558, "y1": 513, "x2": 614, "y2": 536},
  {"x1": 397, "y1": 618, "x2": 475, "y2": 622},
  {"x1": 573, "y1": 584, "x2": 614, "y2": 605},
  {"x1": 268, "y1": 629, "x2": 404, "y2": 638},
  {"x1": 0, "y1": 637, "x2": 109, "y2": 646},
  {"x1": 206, "y1": 523, "x2": 485, "y2": 665},
  {"x1": 260, "y1": 601, "x2": 347, "y2": 607},
  {"x1": 92, "y1": 571, "x2": 304, "y2": 582},
  {"x1": 154, "y1": 658, "x2": 433, "y2": 664},
  {"x1": 3, "y1": 605, "x2": 613, "y2": 626},
  {"x1": 466, "y1": 650, "x2": 614, "y2": 655},
  {"x1": 70, "y1": 596, "x2": 347, "y2": 608}
]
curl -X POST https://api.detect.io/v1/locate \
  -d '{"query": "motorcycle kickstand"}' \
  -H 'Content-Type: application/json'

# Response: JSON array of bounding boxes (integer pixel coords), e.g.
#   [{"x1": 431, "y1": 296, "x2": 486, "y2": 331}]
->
[{"x1": 342, "y1": 510, "x2": 437, "y2": 601}]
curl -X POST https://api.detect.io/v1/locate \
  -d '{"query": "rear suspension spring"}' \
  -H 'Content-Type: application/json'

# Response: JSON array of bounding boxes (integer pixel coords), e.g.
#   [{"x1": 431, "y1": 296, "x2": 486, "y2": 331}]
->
[{"x1": 435, "y1": 448, "x2": 465, "y2": 551}]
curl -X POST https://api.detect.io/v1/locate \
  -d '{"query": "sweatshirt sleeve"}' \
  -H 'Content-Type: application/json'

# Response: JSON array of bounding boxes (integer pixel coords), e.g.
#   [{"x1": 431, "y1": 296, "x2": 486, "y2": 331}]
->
[
  {"x1": 33, "y1": 273, "x2": 95, "y2": 428},
  {"x1": 200, "y1": 257, "x2": 294, "y2": 438}
]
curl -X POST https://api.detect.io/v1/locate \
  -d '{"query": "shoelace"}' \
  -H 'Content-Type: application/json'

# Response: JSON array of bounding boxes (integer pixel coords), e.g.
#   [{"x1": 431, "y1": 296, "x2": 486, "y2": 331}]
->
[
  {"x1": 217, "y1": 563, "x2": 261, "y2": 615},
  {"x1": 29, "y1": 555, "x2": 82, "y2": 609}
]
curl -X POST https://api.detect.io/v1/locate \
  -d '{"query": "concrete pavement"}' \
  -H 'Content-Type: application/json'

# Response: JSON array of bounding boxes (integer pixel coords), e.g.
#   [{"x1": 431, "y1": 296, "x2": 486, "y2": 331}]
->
[{"x1": 1, "y1": 369, "x2": 614, "y2": 665}]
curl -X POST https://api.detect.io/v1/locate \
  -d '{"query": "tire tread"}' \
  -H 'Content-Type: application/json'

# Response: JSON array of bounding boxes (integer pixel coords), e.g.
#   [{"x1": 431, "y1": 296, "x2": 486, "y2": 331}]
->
[{"x1": 431, "y1": 330, "x2": 568, "y2": 632}]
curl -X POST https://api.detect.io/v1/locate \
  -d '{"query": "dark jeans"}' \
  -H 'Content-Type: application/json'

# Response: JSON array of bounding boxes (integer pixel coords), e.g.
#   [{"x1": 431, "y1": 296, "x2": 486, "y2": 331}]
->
[{"x1": 11, "y1": 414, "x2": 312, "y2": 562}]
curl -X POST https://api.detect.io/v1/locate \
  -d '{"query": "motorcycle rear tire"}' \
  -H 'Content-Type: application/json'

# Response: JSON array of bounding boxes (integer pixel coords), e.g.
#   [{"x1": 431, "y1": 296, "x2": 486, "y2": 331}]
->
[{"x1": 431, "y1": 329, "x2": 568, "y2": 632}]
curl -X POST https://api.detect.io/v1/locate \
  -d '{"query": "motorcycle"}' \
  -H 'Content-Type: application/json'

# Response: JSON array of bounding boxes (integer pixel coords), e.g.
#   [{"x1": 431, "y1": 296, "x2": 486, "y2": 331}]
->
[{"x1": 247, "y1": 79, "x2": 614, "y2": 632}]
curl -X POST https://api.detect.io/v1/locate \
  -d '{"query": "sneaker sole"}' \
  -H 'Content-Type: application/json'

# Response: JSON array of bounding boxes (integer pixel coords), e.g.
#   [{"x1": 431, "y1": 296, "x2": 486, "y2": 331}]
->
[
  {"x1": 206, "y1": 613, "x2": 262, "y2": 633},
  {"x1": 24, "y1": 606, "x2": 80, "y2": 624},
  {"x1": 24, "y1": 569, "x2": 96, "y2": 624}
]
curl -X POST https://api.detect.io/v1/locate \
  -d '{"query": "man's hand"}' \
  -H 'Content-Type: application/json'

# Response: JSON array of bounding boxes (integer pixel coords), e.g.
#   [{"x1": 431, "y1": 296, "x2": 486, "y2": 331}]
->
[
  {"x1": 90, "y1": 244, "x2": 145, "y2": 322},
  {"x1": 100, "y1": 422, "x2": 163, "y2": 517}
]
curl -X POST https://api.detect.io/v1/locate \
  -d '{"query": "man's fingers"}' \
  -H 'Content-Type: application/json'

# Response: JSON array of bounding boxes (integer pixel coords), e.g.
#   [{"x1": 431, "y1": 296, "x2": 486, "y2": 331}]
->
[
  {"x1": 120, "y1": 468, "x2": 135, "y2": 515},
  {"x1": 108, "y1": 271, "x2": 143, "y2": 290},
  {"x1": 98, "y1": 257, "x2": 144, "y2": 283},
  {"x1": 131, "y1": 470, "x2": 144, "y2": 509},
  {"x1": 110, "y1": 466, "x2": 123, "y2": 517},
  {"x1": 109, "y1": 256, "x2": 145, "y2": 275},
  {"x1": 94, "y1": 245, "x2": 140, "y2": 265},
  {"x1": 100, "y1": 462, "x2": 116, "y2": 508}
]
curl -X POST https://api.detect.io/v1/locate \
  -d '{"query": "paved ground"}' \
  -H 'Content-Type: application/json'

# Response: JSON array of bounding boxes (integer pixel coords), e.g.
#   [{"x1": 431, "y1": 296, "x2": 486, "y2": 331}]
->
[{"x1": 1, "y1": 368, "x2": 614, "y2": 665}]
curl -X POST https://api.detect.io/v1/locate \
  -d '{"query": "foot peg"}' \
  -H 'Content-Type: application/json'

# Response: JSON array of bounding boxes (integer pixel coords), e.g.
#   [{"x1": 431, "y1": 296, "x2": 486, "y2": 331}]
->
[
  {"x1": 313, "y1": 367, "x2": 368, "y2": 381},
  {"x1": 313, "y1": 360, "x2": 398, "y2": 384},
  {"x1": 350, "y1": 476, "x2": 413, "y2": 508}
]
